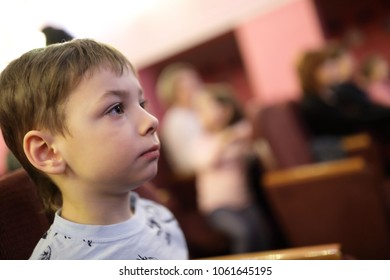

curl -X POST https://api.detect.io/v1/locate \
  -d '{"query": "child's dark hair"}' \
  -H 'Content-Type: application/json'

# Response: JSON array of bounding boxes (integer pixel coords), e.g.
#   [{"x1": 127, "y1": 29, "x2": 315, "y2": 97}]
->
[
  {"x1": 0, "y1": 39, "x2": 135, "y2": 211},
  {"x1": 203, "y1": 83, "x2": 244, "y2": 125}
]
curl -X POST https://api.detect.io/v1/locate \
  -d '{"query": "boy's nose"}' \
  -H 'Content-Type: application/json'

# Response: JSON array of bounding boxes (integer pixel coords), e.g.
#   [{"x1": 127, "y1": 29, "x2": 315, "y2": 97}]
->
[{"x1": 139, "y1": 111, "x2": 159, "y2": 136}]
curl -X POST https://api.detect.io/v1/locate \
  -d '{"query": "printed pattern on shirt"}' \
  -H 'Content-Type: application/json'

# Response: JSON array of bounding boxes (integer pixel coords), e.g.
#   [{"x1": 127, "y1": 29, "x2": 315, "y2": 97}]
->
[{"x1": 30, "y1": 194, "x2": 187, "y2": 260}]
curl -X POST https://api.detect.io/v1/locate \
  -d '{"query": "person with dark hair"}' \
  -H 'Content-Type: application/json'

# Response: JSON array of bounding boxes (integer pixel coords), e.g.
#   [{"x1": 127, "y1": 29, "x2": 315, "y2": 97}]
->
[
  {"x1": 328, "y1": 43, "x2": 390, "y2": 140},
  {"x1": 299, "y1": 44, "x2": 390, "y2": 166},
  {"x1": 300, "y1": 45, "x2": 390, "y2": 137},
  {"x1": 41, "y1": 26, "x2": 74, "y2": 45},
  {"x1": 298, "y1": 48, "x2": 360, "y2": 137}
]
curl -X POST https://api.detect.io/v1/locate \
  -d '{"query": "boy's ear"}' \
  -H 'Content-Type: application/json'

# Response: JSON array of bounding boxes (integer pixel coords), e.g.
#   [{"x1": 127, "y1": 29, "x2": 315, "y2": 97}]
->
[{"x1": 23, "y1": 130, "x2": 66, "y2": 175}]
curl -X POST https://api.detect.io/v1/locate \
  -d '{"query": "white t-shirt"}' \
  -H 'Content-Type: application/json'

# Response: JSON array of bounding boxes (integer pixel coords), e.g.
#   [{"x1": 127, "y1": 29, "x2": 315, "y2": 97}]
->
[
  {"x1": 161, "y1": 107, "x2": 202, "y2": 176},
  {"x1": 29, "y1": 192, "x2": 188, "y2": 260}
]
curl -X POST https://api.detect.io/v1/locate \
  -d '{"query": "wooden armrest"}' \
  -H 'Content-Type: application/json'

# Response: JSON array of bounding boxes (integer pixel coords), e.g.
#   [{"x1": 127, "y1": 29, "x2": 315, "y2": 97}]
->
[
  {"x1": 263, "y1": 157, "x2": 365, "y2": 188},
  {"x1": 341, "y1": 133, "x2": 382, "y2": 173},
  {"x1": 201, "y1": 243, "x2": 342, "y2": 260},
  {"x1": 341, "y1": 133, "x2": 372, "y2": 153}
]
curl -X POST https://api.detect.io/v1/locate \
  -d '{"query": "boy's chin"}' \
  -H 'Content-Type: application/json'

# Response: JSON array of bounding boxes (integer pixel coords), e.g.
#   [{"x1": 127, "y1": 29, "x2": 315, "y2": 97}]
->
[{"x1": 129, "y1": 168, "x2": 158, "y2": 189}]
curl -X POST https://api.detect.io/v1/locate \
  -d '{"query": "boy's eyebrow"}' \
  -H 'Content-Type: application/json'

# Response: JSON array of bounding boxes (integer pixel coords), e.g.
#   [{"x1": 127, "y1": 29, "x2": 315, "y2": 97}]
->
[{"x1": 102, "y1": 88, "x2": 144, "y2": 99}]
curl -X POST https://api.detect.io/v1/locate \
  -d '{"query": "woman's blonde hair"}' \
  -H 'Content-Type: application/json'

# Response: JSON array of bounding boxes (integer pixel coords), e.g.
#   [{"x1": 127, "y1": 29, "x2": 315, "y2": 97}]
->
[{"x1": 156, "y1": 62, "x2": 198, "y2": 108}]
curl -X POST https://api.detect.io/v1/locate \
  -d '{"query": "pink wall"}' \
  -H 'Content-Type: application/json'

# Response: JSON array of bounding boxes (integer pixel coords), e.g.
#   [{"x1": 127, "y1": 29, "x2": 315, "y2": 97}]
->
[
  {"x1": 110, "y1": 0, "x2": 292, "y2": 68},
  {"x1": 235, "y1": 0, "x2": 324, "y2": 106}
]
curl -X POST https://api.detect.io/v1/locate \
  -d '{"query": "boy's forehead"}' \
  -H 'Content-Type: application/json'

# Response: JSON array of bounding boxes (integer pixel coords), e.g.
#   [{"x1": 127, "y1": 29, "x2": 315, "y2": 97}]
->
[
  {"x1": 73, "y1": 66, "x2": 141, "y2": 95},
  {"x1": 83, "y1": 64, "x2": 134, "y2": 79}
]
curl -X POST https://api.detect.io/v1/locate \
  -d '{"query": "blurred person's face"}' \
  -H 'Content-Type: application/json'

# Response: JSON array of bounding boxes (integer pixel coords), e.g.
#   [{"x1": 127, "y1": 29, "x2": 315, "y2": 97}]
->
[
  {"x1": 174, "y1": 69, "x2": 203, "y2": 107},
  {"x1": 315, "y1": 60, "x2": 338, "y2": 89},
  {"x1": 336, "y1": 52, "x2": 356, "y2": 83},
  {"x1": 195, "y1": 92, "x2": 231, "y2": 132},
  {"x1": 372, "y1": 58, "x2": 389, "y2": 81}
]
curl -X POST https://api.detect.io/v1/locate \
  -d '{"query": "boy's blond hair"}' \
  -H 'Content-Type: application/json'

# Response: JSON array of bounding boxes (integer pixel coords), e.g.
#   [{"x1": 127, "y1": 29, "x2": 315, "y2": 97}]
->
[{"x1": 0, "y1": 39, "x2": 135, "y2": 211}]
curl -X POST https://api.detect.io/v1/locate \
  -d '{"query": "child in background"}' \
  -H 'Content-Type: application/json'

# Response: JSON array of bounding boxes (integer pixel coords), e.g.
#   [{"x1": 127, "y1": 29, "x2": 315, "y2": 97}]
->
[
  {"x1": 0, "y1": 39, "x2": 188, "y2": 260},
  {"x1": 192, "y1": 83, "x2": 274, "y2": 254},
  {"x1": 360, "y1": 54, "x2": 390, "y2": 107}
]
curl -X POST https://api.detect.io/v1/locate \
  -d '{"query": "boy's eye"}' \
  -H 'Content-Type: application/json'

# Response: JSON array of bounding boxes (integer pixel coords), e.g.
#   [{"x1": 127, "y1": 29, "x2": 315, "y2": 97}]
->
[
  {"x1": 107, "y1": 103, "x2": 124, "y2": 115},
  {"x1": 140, "y1": 99, "x2": 149, "y2": 109}
]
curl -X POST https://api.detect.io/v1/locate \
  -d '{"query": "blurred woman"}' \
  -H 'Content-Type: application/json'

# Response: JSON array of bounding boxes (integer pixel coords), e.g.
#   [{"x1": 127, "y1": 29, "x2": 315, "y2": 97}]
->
[
  {"x1": 156, "y1": 63, "x2": 204, "y2": 178},
  {"x1": 298, "y1": 48, "x2": 360, "y2": 137}
]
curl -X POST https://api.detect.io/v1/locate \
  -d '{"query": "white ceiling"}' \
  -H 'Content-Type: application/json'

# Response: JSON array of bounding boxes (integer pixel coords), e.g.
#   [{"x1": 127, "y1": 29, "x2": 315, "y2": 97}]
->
[{"x1": 0, "y1": 0, "x2": 293, "y2": 69}]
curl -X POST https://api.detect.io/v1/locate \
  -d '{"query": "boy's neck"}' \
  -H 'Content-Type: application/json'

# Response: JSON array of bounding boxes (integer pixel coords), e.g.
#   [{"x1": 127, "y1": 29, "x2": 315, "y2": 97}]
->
[{"x1": 60, "y1": 191, "x2": 134, "y2": 225}]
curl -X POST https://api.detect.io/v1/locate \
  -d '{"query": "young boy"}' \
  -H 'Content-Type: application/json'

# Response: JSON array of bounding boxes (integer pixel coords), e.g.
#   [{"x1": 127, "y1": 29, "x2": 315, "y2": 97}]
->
[{"x1": 0, "y1": 39, "x2": 188, "y2": 260}]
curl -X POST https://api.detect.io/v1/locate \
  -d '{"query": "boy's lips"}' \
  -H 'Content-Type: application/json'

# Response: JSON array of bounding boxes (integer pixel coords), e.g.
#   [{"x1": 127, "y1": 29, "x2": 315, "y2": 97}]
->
[{"x1": 139, "y1": 144, "x2": 160, "y2": 159}]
